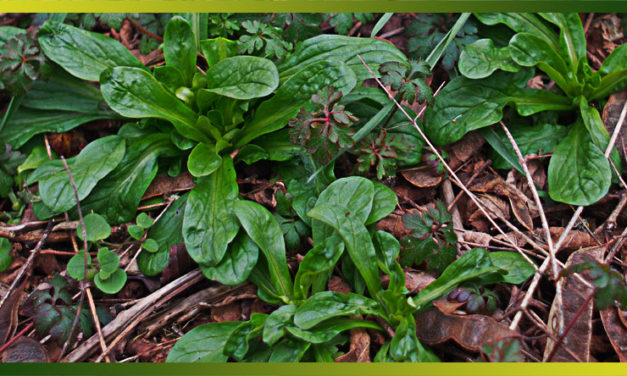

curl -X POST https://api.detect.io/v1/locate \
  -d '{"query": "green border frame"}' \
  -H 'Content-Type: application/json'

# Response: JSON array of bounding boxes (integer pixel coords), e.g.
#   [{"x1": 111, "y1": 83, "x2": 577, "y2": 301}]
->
[{"x1": 0, "y1": 1, "x2": 626, "y2": 374}]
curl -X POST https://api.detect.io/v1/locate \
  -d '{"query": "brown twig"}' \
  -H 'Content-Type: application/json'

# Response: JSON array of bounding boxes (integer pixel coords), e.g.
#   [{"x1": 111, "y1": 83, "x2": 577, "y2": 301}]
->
[
  {"x1": 0, "y1": 322, "x2": 34, "y2": 354},
  {"x1": 446, "y1": 160, "x2": 491, "y2": 212},
  {"x1": 126, "y1": 17, "x2": 163, "y2": 41}
]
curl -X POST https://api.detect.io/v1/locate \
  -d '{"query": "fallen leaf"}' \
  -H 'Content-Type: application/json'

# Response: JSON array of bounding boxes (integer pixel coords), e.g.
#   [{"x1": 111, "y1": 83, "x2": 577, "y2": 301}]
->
[
  {"x1": 335, "y1": 328, "x2": 371, "y2": 362},
  {"x1": 416, "y1": 307, "x2": 520, "y2": 352},
  {"x1": 544, "y1": 246, "x2": 604, "y2": 361},
  {"x1": 211, "y1": 302, "x2": 242, "y2": 322},
  {"x1": 404, "y1": 269, "x2": 436, "y2": 294},
  {"x1": 600, "y1": 306, "x2": 627, "y2": 361},
  {"x1": 328, "y1": 276, "x2": 352, "y2": 294},
  {"x1": 0, "y1": 279, "x2": 26, "y2": 345},
  {"x1": 142, "y1": 173, "x2": 194, "y2": 201},
  {"x1": 401, "y1": 169, "x2": 443, "y2": 188},
  {"x1": 448, "y1": 131, "x2": 485, "y2": 169},
  {"x1": 1, "y1": 337, "x2": 48, "y2": 362}
]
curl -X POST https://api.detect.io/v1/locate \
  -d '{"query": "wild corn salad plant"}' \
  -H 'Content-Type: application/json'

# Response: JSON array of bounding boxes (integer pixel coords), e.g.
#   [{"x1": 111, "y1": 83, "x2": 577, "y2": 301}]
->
[{"x1": 0, "y1": 12, "x2": 625, "y2": 363}]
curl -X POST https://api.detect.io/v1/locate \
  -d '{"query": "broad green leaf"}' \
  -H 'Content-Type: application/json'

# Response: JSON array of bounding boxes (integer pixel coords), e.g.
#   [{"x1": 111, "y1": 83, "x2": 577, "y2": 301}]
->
[
  {"x1": 474, "y1": 13, "x2": 559, "y2": 49},
  {"x1": 187, "y1": 142, "x2": 221, "y2": 177},
  {"x1": 94, "y1": 268, "x2": 127, "y2": 294},
  {"x1": 0, "y1": 238, "x2": 12, "y2": 273},
  {"x1": 538, "y1": 13, "x2": 586, "y2": 73},
  {"x1": 293, "y1": 291, "x2": 382, "y2": 330},
  {"x1": 373, "y1": 231, "x2": 405, "y2": 294},
  {"x1": 236, "y1": 60, "x2": 357, "y2": 147},
  {"x1": 0, "y1": 26, "x2": 25, "y2": 46},
  {"x1": 166, "y1": 322, "x2": 240, "y2": 362},
  {"x1": 27, "y1": 135, "x2": 125, "y2": 213},
  {"x1": 200, "y1": 232, "x2": 259, "y2": 286},
  {"x1": 183, "y1": 157, "x2": 239, "y2": 265},
  {"x1": 593, "y1": 44, "x2": 627, "y2": 100},
  {"x1": 80, "y1": 133, "x2": 178, "y2": 224},
  {"x1": 164, "y1": 16, "x2": 196, "y2": 86},
  {"x1": 424, "y1": 70, "x2": 572, "y2": 145},
  {"x1": 77, "y1": 213, "x2": 111, "y2": 242},
  {"x1": 18, "y1": 146, "x2": 52, "y2": 175},
  {"x1": 204, "y1": 56, "x2": 279, "y2": 100},
  {"x1": 458, "y1": 38, "x2": 519, "y2": 79},
  {"x1": 0, "y1": 108, "x2": 114, "y2": 149},
  {"x1": 248, "y1": 261, "x2": 284, "y2": 305},
  {"x1": 66, "y1": 251, "x2": 91, "y2": 281},
  {"x1": 262, "y1": 304, "x2": 296, "y2": 346},
  {"x1": 293, "y1": 243, "x2": 344, "y2": 300},
  {"x1": 234, "y1": 200, "x2": 293, "y2": 300},
  {"x1": 97, "y1": 248, "x2": 120, "y2": 280},
  {"x1": 286, "y1": 317, "x2": 382, "y2": 344},
  {"x1": 485, "y1": 251, "x2": 535, "y2": 284},
  {"x1": 579, "y1": 99, "x2": 622, "y2": 179},
  {"x1": 279, "y1": 35, "x2": 408, "y2": 82},
  {"x1": 599, "y1": 43, "x2": 627, "y2": 77},
  {"x1": 200, "y1": 37, "x2": 238, "y2": 66},
  {"x1": 224, "y1": 313, "x2": 267, "y2": 361},
  {"x1": 365, "y1": 182, "x2": 397, "y2": 225},
  {"x1": 268, "y1": 338, "x2": 310, "y2": 362},
  {"x1": 141, "y1": 239, "x2": 159, "y2": 253},
  {"x1": 38, "y1": 21, "x2": 145, "y2": 81},
  {"x1": 308, "y1": 204, "x2": 382, "y2": 298},
  {"x1": 509, "y1": 33, "x2": 570, "y2": 93},
  {"x1": 389, "y1": 315, "x2": 420, "y2": 362},
  {"x1": 153, "y1": 66, "x2": 185, "y2": 93},
  {"x1": 548, "y1": 121, "x2": 612, "y2": 206},
  {"x1": 412, "y1": 248, "x2": 501, "y2": 310},
  {"x1": 136, "y1": 213, "x2": 154, "y2": 229},
  {"x1": 100, "y1": 67, "x2": 210, "y2": 144}
]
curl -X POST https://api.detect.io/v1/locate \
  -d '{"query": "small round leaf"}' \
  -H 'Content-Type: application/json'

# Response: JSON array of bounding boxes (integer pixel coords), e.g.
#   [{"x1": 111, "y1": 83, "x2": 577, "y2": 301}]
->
[
  {"x1": 97, "y1": 248, "x2": 120, "y2": 279},
  {"x1": 141, "y1": 238, "x2": 160, "y2": 253},
  {"x1": 94, "y1": 268, "x2": 127, "y2": 294},
  {"x1": 136, "y1": 213, "x2": 154, "y2": 229},
  {"x1": 128, "y1": 225, "x2": 144, "y2": 240},
  {"x1": 66, "y1": 251, "x2": 92, "y2": 281},
  {"x1": 77, "y1": 213, "x2": 111, "y2": 242}
]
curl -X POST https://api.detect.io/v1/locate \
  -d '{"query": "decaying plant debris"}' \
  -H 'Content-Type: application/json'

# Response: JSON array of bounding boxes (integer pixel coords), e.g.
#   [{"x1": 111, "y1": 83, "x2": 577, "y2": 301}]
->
[{"x1": 0, "y1": 12, "x2": 626, "y2": 363}]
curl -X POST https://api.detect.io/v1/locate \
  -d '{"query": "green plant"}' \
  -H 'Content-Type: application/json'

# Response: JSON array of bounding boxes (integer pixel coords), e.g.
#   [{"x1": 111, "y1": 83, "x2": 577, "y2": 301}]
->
[
  {"x1": 0, "y1": 26, "x2": 48, "y2": 95},
  {"x1": 0, "y1": 237, "x2": 11, "y2": 273},
  {"x1": 561, "y1": 259, "x2": 627, "y2": 310},
  {"x1": 400, "y1": 201, "x2": 457, "y2": 274},
  {"x1": 426, "y1": 13, "x2": 626, "y2": 206},
  {"x1": 15, "y1": 16, "x2": 407, "y2": 287}
]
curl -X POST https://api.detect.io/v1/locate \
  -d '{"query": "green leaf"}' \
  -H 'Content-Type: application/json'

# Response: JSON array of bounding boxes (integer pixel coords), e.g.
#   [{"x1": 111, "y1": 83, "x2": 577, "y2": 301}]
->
[
  {"x1": 38, "y1": 21, "x2": 145, "y2": 81},
  {"x1": 97, "y1": 248, "x2": 120, "y2": 279},
  {"x1": 279, "y1": 35, "x2": 408, "y2": 83},
  {"x1": 579, "y1": 99, "x2": 622, "y2": 180},
  {"x1": 458, "y1": 38, "x2": 519, "y2": 79},
  {"x1": 593, "y1": 44, "x2": 627, "y2": 100},
  {"x1": 18, "y1": 145, "x2": 52, "y2": 175},
  {"x1": 66, "y1": 251, "x2": 91, "y2": 281},
  {"x1": 365, "y1": 181, "x2": 397, "y2": 225},
  {"x1": 224, "y1": 313, "x2": 267, "y2": 361},
  {"x1": 77, "y1": 213, "x2": 111, "y2": 242},
  {"x1": 234, "y1": 200, "x2": 293, "y2": 300},
  {"x1": 286, "y1": 317, "x2": 382, "y2": 344},
  {"x1": 474, "y1": 13, "x2": 559, "y2": 49},
  {"x1": 538, "y1": 13, "x2": 586, "y2": 73},
  {"x1": 268, "y1": 338, "x2": 310, "y2": 362},
  {"x1": 412, "y1": 248, "x2": 501, "y2": 310},
  {"x1": 166, "y1": 321, "x2": 240, "y2": 362},
  {"x1": 183, "y1": 156, "x2": 239, "y2": 265},
  {"x1": 293, "y1": 243, "x2": 344, "y2": 300},
  {"x1": 100, "y1": 67, "x2": 209, "y2": 144},
  {"x1": 136, "y1": 213, "x2": 154, "y2": 229},
  {"x1": 127, "y1": 225, "x2": 144, "y2": 241},
  {"x1": 164, "y1": 16, "x2": 196, "y2": 86},
  {"x1": 27, "y1": 135, "x2": 126, "y2": 213},
  {"x1": 389, "y1": 315, "x2": 420, "y2": 362},
  {"x1": 262, "y1": 304, "x2": 296, "y2": 346},
  {"x1": 236, "y1": 60, "x2": 357, "y2": 147},
  {"x1": 548, "y1": 121, "x2": 612, "y2": 206},
  {"x1": 485, "y1": 251, "x2": 535, "y2": 284},
  {"x1": 425, "y1": 13, "x2": 471, "y2": 70},
  {"x1": 308, "y1": 204, "x2": 382, "y2": 298},
  {"x1": 80, "y1": 133, "x2": 178, "y2": 224},
  {"x1": 141, "y1": 239, "x2": 159, "y2": 253},
  {"x1": 508, "y1": 33, "x2": 569, "y2": 92},
  {"x1": 424, "y1": 70, "x2": 572, "y2": 145},
  {"x1": 187, "y1": 142, "x2": 222, "y2": 177},
  {"x1": 200, "y1": 232, "x2": 259, "y2": 286},
  {"x1": 204, "y1": 56, "x2": 279, "y2": 100},
  {"x1": 94, "y1": 268, "x2": 127, "y2": 294},
  {"x1": 373, "y1": 231, "x2": 405, "y2": 294},
  {"x1": 200, "y1": 37, "x2": 238, "y2": 66},
  {"x1": 0, "y1": 238, "x2": 12, "y2": 273},
  {"x1": 293, "y1": 291, "x2": 382, "y2": 330}
]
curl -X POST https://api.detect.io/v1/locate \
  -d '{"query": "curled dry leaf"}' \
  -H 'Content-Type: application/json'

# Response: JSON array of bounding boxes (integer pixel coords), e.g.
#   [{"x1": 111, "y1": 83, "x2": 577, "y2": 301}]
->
[
  {"x1": 600, "y1": 306, "x2": 627, "y2": 361},
  {"x1": 461, "y1": 230, "x2": 493, "y2": 248},
  {"x1": 0, "y1": 280, "x2": 26, "y2": 345},
  {"x1": 401, "y1": 168, "x2": 443, "y2": 188},
  {"x1": 468, "y1": 193, "x2": 510, "y2": 231},
  {"x1": 416, "y1": 307, "x2": 520, "y2": 352},
  {"x1": 1, "y1": 337, "x2": 48, "y2": 362},
  {"x1": 448, "y1": 131, "x2": 485, "y2": 169},
  {"x1": 544, "y1": 246, "x2": 604, "y2": 362},
  {"x1": 211, "y1": 302, "x2": 242, "y2": 323},
  {"x1": 335, "y1": 328, "x2": 371, "y2": 362}
]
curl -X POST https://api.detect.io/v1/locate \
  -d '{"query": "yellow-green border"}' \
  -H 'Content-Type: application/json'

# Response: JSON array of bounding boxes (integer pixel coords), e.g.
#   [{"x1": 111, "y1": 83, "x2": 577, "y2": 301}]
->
[{"x1": 0, "y1": 1, "x2": 625, "y2": 12}]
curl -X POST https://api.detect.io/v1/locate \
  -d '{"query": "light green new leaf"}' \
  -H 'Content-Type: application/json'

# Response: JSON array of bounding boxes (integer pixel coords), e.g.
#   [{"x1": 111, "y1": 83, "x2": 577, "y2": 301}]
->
[
  {"x1": 97, "y1": 248, "x2": 120, "y2": 280},
  {"x1": 187, "y1": 142, "x2": 221, "y2": 177},
  {"x1": 38, "y1": 21, "x2": 145, "y2": 81},
  {"x1": 538, "y1": 13, "x2": 586, "y2": 73},
  {"x1": 94, "y1": 269, "x2": 127, "y2": 294},
  {"x1": 27, "y1": 135, "x2": 125, "y2": 213},
  {"x1": 166, "y1": 322, "x2": 240, "y2": 362},
  {"x1": 548, "y1": 121, "x2": 611, "y2": 206},
  {"x1": 183, "y1": 157, "x2": 239, "y2": 265},
  {"x1": 458, "y1": 38, "x2": 519, "y2": 79},
  {"x1": 234, "y1": 200, "x2": 293, "y2": 300},
  {"x1": 204, "y1": 56, "x2": 279, "y2": 100},
  {"x1": 200, "y1": 37, "x2": 238, "y2": 67}
]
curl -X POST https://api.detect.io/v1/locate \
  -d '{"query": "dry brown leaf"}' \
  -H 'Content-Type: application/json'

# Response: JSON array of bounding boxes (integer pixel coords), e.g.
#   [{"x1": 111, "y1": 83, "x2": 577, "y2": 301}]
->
[
  {"x1": 461, "y1": 230, "x2": 492, "y2": 248},
  {"x1": 376, "y1": 213, "x2": 411, "y2": 239},
  {"x1": 211, "y1": 303, "x2": 242, "y2": 322},
  {"x1": 160, "y1": 243, "x2": 194, "y2": 285},
  {"x1": 469, "y1": 194, "x2": 510, "y2": 228},
  {"x1": 448, "y1": 131, "x2": 485, "y2": 169},
  {"x1": 1, "y1": 337, "x2": 48, "y2": 362},
  {"x1": 416, "y1": 307, "x2": 520, "y2": 352},
  {"x1": 142, "y1": 172, "x2": 194, "y2": 200},
  {"x1": 404, "y1": 269, "x2": 436, "y2": 294},
  {"x1": 433, "y1": 297, "x2": 466, "y2": 315},
  {"x1": 0, "y1": 280, "x2": 26, "y2": 345},
  {"x1": 600, "y1": 306, "x2": 627, "y2": 361},
  {"x1": 544, "y1": 246, "x2": 604, "y2": 361},
  {"x1": 328, "y1": 276, "x2": 352, "y2": 294},
  {"x1": 401, "y1": 169, "x2": 443, "y2": 188},
  {"x1": 335, "y1": 328, "x2": 371, "y2": 362}
]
